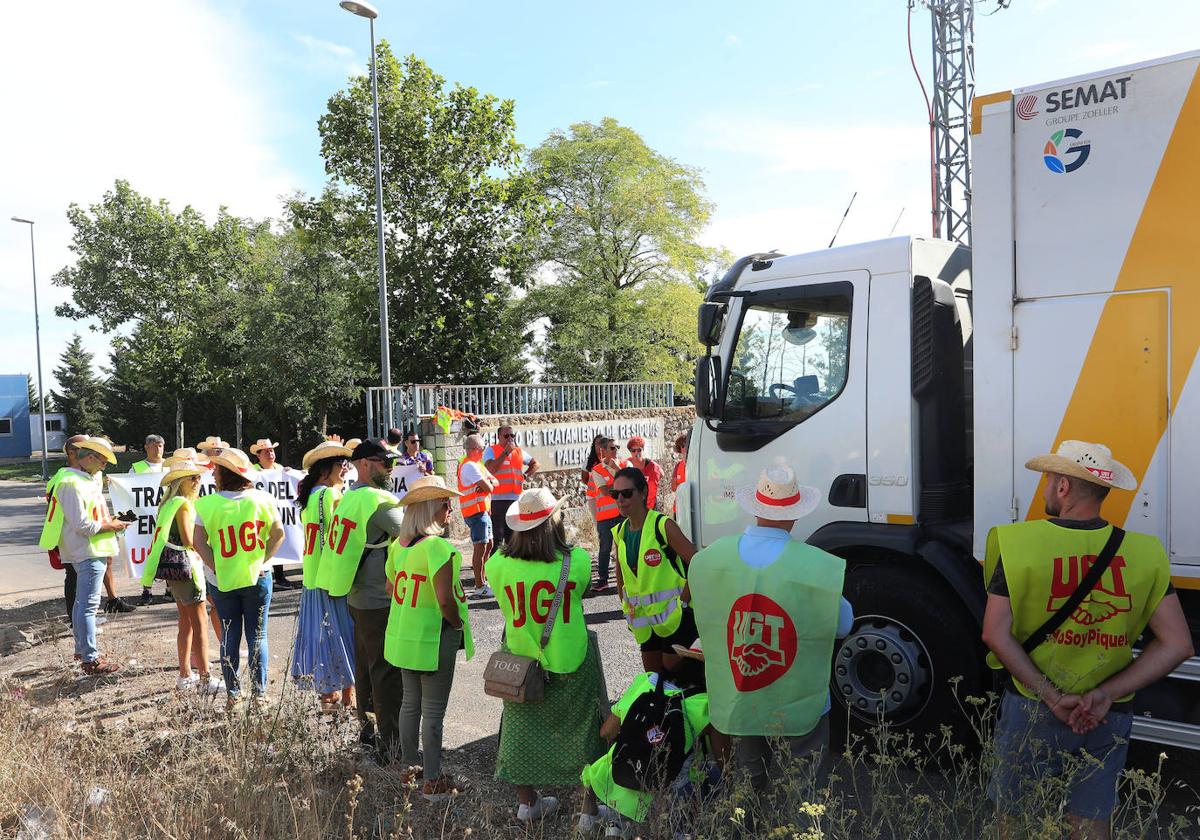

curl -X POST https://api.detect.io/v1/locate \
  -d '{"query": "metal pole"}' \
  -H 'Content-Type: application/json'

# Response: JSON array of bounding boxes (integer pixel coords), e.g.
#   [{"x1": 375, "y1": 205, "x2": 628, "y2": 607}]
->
[
  {"x1": 12, "y1": 219, "x2": 48, "y2": 480},
  {"x1": 368, "y1": 16, "x2": 393, "y2": 429}
]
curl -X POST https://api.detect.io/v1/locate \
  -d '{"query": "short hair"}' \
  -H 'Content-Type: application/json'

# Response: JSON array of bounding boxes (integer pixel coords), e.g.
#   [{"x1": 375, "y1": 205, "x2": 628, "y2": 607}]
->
[
  {"x1": 398, "y1": 498, "x2": 444, "y2": 544},
  {"x1": 386, "y1": 427, "x2": 404, "y2": 446},
  {"x1": 674, "y1": 433, "x2": 688, "y2": 451},
  {"x1": 214, "y1": 465, "x2": 252, "y2": 491},
  {"x1": 1059, "y1": 473, "x2": 1111, "y2": 504},
  {"x1": 464, "y1": 433, "x2": 484, "y2": 451},
  {"x1": 497, "y1": 424, "x2": 513, "y2": 435},
  {"x1": 63, "y1": 434, "x2": 87, "y2": 455},
  {"x1": 502, "y1": 511, "x2": 573, "y2": 562},
  {"x1": 145, "y1": 434, "x2": 164, "y2": 445}
]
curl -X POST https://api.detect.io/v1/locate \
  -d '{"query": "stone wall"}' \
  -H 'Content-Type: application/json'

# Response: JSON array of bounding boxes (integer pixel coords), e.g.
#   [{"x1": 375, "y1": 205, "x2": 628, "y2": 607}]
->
[{"x1": 423, "y1": 406, "x2": 695, "y2": 541}]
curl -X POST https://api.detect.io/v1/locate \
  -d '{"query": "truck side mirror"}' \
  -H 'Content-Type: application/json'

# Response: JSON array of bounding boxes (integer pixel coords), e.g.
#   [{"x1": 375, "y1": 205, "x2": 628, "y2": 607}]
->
[
  {"x1": 694, "y1": 355, "x2": 721, "y2": 419},
  {"x1": 697, "y1": 302, "x2": 724, "y2": 346}
]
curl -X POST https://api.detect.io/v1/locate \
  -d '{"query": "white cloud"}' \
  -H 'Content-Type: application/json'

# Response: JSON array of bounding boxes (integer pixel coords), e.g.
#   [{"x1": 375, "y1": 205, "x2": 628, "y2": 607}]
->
[
  {"x1": 294, "y1": 32, "x2": 363, "y2": 77},
  {"x1": 294, "y1": 33, "x2": 354, "y2": 58},
  {"x1": 725, "y1": 34, "x2": 742, "y2": 46},
  {"x1": 0, "y1": 1, "x2": 302, "y2": 395}
]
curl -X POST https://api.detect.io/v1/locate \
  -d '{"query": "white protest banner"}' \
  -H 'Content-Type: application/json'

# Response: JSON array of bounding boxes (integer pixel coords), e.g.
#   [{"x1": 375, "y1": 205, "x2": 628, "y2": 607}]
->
[
  {"x1": 389, "y1": 462, "x2": 425, "y2": 500},
  {"x1": 108, "y1": 467, "x2": 308, "y2": 578}
]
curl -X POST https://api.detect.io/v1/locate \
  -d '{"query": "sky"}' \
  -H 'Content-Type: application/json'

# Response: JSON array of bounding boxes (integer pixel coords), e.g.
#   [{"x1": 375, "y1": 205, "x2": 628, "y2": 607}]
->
[{"x1": 2, "y1": 0, "x2": 1198, "y2": 395}]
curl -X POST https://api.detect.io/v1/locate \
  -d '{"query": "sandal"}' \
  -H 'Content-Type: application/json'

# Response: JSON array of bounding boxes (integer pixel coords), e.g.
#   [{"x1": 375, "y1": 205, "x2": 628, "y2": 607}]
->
[
  {"x1": 422, "y1": 775, "x2": 469, "y2": 802},
  {"x1": 398, "y1": 765, "x2": 424, "y2": 785},
  {"x1": 81, "y1": 658, "x2": 120, "y2": 676}
]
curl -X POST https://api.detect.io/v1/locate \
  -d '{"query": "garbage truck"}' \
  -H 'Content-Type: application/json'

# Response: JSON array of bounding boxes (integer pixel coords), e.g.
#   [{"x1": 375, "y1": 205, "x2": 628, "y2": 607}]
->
[{"x1": 680, "y1": 49, "x2": 1200, "y2": 748}]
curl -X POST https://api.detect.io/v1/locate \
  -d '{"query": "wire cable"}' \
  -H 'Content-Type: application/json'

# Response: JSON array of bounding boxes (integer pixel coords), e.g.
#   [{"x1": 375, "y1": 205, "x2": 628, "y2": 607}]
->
[{"x1": 907, "y1": 0, "x2": 938, "y2": 237}]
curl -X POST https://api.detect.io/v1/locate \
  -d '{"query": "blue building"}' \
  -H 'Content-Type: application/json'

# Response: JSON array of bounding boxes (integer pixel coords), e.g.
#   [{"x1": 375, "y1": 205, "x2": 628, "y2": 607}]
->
[{"x1": 0, "y1": 374, "x2": 33, "y2": 458}]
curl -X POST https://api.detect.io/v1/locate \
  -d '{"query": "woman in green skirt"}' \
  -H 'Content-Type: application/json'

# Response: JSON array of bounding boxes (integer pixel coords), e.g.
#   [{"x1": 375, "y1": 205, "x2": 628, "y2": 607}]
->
[{"x1": 489, "y1": 487, "x2": 606, "y2": 825}]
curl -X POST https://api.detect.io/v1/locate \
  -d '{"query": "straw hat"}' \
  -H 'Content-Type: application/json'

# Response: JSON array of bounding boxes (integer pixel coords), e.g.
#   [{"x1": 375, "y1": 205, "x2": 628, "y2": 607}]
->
[
  {"x1": 506, "y1": 487, "x2": 566, "y2": 533},
  {"x1": 1025, "y1": 440, "x2": 1137, "y2": 491},
  {"x1": 75, "y1": 436, "x2": 116, "y2": 465},
  {"x1": 344, "y1": 438, "x2": 362, "y2": 451},
  {"x1": 208, "y1": 447, "x2": 253, "y2": 475},
  {"x1": 736, "y1": 464, "x2": 820, "y2": 520},
  {"x1": 302, "y1": 441, "x2": 353, "y2": 471},
  {"x1": 398, "y1": 475, "x2": 461, "y2": 507},
  {"x1": 161, "y1": 459, "x2": 205, "y2": 487},
  {"x1": 164, "y1": 447, "x2": 209, "y2": 467},
  {"x1": 671, "y1": 639, "x2": 705, "y2": 661},
  {"x1": 196, "y1": 436, "x2": 231, "y2": 453},
  {"x1": 249, "y1": 438, "x2": 279, "y2": 454}
]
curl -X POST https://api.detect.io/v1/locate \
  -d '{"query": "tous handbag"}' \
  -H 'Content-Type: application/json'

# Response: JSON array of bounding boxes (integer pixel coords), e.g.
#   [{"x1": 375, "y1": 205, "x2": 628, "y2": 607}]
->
[{"x1": 483, "y1": 552, "x2": 571, "y2": 703}]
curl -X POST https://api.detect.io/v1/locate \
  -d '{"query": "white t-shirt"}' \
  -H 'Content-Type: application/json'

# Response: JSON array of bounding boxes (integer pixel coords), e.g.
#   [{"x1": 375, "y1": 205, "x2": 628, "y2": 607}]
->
[{"x1": 459, "y1": 459, "x2": 486, "y2": 488}]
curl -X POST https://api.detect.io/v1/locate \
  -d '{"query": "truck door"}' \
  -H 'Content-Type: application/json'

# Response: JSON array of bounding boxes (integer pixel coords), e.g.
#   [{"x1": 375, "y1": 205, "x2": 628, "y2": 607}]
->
[
  {"x1": 698, "y1": 273, "x2": 868, "y2": 547},
  {"x1": 1012, "y1": 290, "x2": 1168, "y2": 540}
]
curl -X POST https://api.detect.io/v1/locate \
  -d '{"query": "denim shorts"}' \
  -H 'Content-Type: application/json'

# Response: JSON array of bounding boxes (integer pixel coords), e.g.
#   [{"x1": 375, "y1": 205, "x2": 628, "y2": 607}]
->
[
  {"x1": 988, "y1": 689, "x2": 1132, "y2": 820},
  {"x1": 465, "y1": 511, "x2": 492, "y2": 544}
]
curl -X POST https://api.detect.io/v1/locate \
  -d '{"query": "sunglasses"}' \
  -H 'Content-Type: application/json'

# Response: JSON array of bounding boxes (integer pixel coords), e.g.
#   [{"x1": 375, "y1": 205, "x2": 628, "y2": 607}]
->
[
  {"x1": 629, "y1": 448, "x2": 643, "y2": 453},
  {"x1": 606, "y1": 445, "x2": 618, "y2": 451},
  {"x1": 501, "y1": 433, "x2": 516, "y2": 439},
  {"x1": 407, "y1": 438, "x2": 420, "y2": 445},
  {"x1": 611, "y1": 488, "x2": 638, "y2": 499},
  {"x1": 441, "y1": 500, "x2": 454, "y2": 511}
]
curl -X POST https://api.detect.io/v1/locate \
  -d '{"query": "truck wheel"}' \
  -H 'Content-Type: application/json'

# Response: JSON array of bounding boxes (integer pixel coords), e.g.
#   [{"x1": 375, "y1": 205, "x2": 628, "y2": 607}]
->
[{"x1": 832, "y1": 562, "x2": 987, "y2": 742}]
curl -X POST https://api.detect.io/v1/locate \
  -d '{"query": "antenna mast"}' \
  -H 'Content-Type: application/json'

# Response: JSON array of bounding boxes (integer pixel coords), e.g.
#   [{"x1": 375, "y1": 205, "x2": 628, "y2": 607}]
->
[{"x1": 929, "y1": 0, "x2": 975, "y2": 245}]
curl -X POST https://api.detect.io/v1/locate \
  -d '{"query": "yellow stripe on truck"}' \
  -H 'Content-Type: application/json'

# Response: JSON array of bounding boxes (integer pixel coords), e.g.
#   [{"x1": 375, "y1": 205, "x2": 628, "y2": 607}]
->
[
  {"x1": 971, "y1": 91, "x2": 1011, "y2": 135},
  {"x1": 1027, "y1": 65, "x2": 1200, "y2": 526}
]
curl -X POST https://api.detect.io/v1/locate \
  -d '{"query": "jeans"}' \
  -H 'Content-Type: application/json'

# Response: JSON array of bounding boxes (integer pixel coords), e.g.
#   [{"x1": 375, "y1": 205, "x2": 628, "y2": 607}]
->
[
  {"x1": 596, "y1": 516, "x2": 624, "y2": 586},
  {"x1": 211, "y1": 574, "x2": 272, "y2": 696},
  {"x1": 350, "y1": 605, "x2": 405, "y2": 762},
  {"x1": 399, "y1": 626, "x2": 462, "y2": 779},
  {"x1": 491, "y1": 498, "x2": 515, "y2": 546},
  {"x1": 735, "y1": 714, "x2": 830, "y2": 792},
  {"x1": 71, "y1": 558, "x2": 107, "y2": 662},
  {"x1": 64, "y1": 562, "x2": 77, "y2": 625}
]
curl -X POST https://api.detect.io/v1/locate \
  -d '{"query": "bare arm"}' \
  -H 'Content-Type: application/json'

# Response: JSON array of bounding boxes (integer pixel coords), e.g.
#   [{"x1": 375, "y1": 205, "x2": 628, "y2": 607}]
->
[
  {"x1": 599, "y1": 712, "x2": 621, "y2": 741},
  {"x1": 981, "y1": 593, "x2": 1077, "y2": 718},
  {"x1": 264, "y1": 519, "x2": 285, "y2": 562},
  {"x1": 665, "y1": 518, "x2": 696, "y2": 603},
  {"x1": 194, "y1": 524, "x2": 215, "y2": 571},
  {"x1": 483, "y1": 446, "x2": 509, "y2": 473},
  {"x1": 525, "y1": 457, "x2": 539, "y2": 477},
  {"x1": 433, "y1": 561, "x2": 462, "y2": 628}
]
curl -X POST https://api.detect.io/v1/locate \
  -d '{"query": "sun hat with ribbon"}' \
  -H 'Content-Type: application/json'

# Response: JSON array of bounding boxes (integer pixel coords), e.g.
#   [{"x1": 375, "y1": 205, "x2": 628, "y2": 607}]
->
[
  {"x1": 195, "y1": 436, "x2": 231, "y2": 453},
  {"x1": 736, "y1": 464, "x2": 821, "y2": 520},
  {"x1": 1025, "y1": 440, "x2": 1138, "y2": 490},
  {"x1": 398, "y1": 475, "x2": 461, "y2": 507},
  {"x1": 160, "y1": 459, "x2": 205, "y2": 487},
  {"x1": 164, "y1": 447, "x2": 209, "y2": 467},
  {"x1": 208, "y1": 447, "x2": 253, "y2": 475},
  {"x1": 75, "y1": 436, "x2": 116, "y2": 465},
  {"x1": 249, "y1": 438, "x2": 279, "y2": 455},
  {"x1": 302, "y1": 440, "x2": 353, "y2": 471},
  {"x1": 506, "y1": 486, "x2": 567, "y2": 533}
]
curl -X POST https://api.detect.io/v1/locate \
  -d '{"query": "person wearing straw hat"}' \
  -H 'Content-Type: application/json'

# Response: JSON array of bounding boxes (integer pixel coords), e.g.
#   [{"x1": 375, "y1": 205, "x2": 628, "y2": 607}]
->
[
  {"x1": 982, "y1": 441, "x2": 1190, "y2": 836},
  {"x1": 38, "y1": 436, "x2": 130, "y2": 675},
  {"x1": 162, "y1": 447, "x2": 223, "y2": 651},
  {"x1": 249, "y1": 438, "x2": 281, "y2": 471},
  {"x1": 385, "y1": 475, "x2": 474, "y2": 801},
  {"x1": 196, "y1": 436, "x2": 231, "y2": 457},
  {"x1": 488, "y1": 487, "x2": 606, "y2": 825},
  {"x1": 290, "y1": 439, "x2": 357, "y2": 713},
  {"x1": 192, "y1": 447, "x2": 285, "y2": 705},
  {"x1": 688, "y1": 463, "x2": 853, "y2": 793},
  {"x1": 140, "y1": 459, "x2": 222, "y2": 695}
]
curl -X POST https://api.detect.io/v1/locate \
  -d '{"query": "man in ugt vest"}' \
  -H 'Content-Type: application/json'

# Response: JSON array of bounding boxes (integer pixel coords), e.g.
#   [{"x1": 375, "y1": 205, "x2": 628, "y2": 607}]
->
[
  {"x1": 326, "y1": 439, "x2": 406, "y2": 762},
  {"x1": 484, "y1": 424, "x2": 539, "y2": 546},
  {"x1": 982, "y1": 441, "x2": 1192, "y2": 838},
  {"x1": 689, "y1": 464, "x2": 852, "y2": 790}
]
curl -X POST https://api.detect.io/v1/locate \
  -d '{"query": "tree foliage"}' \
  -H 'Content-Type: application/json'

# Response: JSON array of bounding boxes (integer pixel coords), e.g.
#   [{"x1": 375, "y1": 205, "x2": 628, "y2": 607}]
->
[{"x1": 51, "y1": 334, "x2": 106, "y2": 435}]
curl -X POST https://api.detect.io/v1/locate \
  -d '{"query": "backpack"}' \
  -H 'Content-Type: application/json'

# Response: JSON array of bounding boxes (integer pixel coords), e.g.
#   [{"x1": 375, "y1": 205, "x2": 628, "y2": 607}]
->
[{"x1": 610, "y1": 674, "x2": 692, "y2": 792}]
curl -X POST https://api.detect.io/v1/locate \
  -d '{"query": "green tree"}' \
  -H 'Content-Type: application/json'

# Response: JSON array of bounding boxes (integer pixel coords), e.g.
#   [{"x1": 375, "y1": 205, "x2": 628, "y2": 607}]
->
[
  {"x1": 525, "y1": 118, "x2": 722, "y2": 389},
  {"x1": 319, "y1": 47, "x2": 541, "y2": 385},
  {"x1": 102, "y1": 332, "x2": 174, "y2": 447},
  {"x1": 25, "y1": 373, "x2": 49, "y2": 414},
  {"x1": 51, "y1": 334, "x2": 106, "y2": 435}
]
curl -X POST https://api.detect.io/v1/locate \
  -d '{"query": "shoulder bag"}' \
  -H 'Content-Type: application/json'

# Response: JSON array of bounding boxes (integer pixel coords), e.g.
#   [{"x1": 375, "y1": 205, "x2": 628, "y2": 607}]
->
[{"x1": 483, "y1": 551, "x2": 571, "y2": 703}]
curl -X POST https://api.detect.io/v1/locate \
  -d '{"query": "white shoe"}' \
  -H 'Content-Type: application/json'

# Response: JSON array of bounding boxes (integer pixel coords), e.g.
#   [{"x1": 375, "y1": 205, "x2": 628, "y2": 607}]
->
[
  {"x1": 475, "y1": 584, "x2": 493, "y2": 598},
  {"x1": 176, "y1": 674, "x2": 199, "y2": 691},
  {"x1": 94, "y1": 615, "x2": 107, "y2": 626},
  {"x1": 199, "y1": 676, "x2": 224, "y2": 696},
  {"x1": 517, "y1": 795, "x2": 558, "y2": 823},
  {"x1": 576, "y1": 813, "x2": 600, "y2": 834}
]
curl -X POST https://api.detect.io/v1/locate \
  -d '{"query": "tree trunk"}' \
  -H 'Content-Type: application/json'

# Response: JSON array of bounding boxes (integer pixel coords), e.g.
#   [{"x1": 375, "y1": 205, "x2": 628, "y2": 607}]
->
[
  {"x1": 175, "y1": 398, "x2": 184, "y2": 450},
  {"x1": 235, "y1": 403, "x2": 243, "y2": 450}
]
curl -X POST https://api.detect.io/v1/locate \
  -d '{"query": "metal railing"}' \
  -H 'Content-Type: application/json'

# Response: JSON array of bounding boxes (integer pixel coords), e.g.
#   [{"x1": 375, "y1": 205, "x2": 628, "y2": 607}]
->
[{"x1": 366, "y1": 381, "x2": 675, "y2": 439}]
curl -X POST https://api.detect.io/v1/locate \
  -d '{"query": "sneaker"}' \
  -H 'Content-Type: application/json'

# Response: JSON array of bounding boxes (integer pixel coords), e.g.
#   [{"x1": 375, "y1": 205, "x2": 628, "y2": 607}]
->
[
  {"x1": 137, "y1": 589, "x2": 153, "y2": 607},
  {"x1": 82, "y1": 658, "x2": 120, "y2": 676},
  {"x1": 474, "y1": 584, "x2": 493, "y2": 599},
  {"x1": 176, "y1": 674, "x2": 200, "y2": 691},
  {"x1": 94, "y1": 615, "x2": 107, "y2": 626},
  {"x1": 105, "y1": 597, "x2": 136, "y2": 614},
  {"x1": 199, "y1": 676, "x2": 224, "y2": 696},
  {"x1": 422, "y1": 775, "x2": 469, "y2": 802},
  {"x1": 517, "y1": 795, "x2": 559, "y2": 823},
  {"x1": 576, "y1": 812, "x2": 600, "y2": 835}
]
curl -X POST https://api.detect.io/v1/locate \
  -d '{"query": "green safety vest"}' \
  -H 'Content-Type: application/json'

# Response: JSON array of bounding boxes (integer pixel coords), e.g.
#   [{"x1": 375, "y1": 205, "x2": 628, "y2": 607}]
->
[
  {"x1": 314, "y1": 486, "x2": 397, "y2": 596},
  {"x1": 689, "y1": 534, "x2": 845, "y2": 737},
  {"x1": 984, "y1": 520, "x2": 1170, "y2": 700},
  {"x1": 615, "y1": 510, "x2": 687, "y2": 644},
  {"x1": 300, "y1": 487, "x2": 341, "y2": 589},
  {"x1": 139, "y1": 496, "x2": 203, "y2": 589},
  {"x1": 130, "y1": 460, "x2": 163, "y2": 474},
  {"x1": 384, "y1": 536, "x2": 473, "y2": 670},
  {"x1": 46, "y1": 466, "x2": 69, "y2": 495},
  {"x1": 194, "y1": 491, "x2": 278, "y2": 591},
  {"x1": 38, "y1": 470, "x2": 120, "y2": 558},
  {"x1": 488, "y1": 546, "x2": 591, "y2": 673}
]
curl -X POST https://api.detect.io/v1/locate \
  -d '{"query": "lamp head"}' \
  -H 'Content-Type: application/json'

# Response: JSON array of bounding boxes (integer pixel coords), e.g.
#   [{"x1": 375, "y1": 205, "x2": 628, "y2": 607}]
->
[
  {"x1": 339, "y1": 1, "x2": 378, "y2": 18},
  {"x1": 11, "y1": 217, "x2": 33, "y2": 224}
]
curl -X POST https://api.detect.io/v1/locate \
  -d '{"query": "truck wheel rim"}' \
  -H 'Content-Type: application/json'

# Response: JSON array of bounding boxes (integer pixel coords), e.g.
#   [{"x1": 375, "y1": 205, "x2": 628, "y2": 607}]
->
[{"x1": 833, "y1": 614, "x2": 933, "y2": 724}]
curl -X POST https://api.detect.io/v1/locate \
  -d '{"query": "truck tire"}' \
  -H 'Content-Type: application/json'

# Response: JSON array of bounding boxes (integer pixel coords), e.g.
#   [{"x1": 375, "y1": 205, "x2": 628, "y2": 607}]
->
[{"x1": 831, "y1": 561, "x2": 988, "y2": 745}]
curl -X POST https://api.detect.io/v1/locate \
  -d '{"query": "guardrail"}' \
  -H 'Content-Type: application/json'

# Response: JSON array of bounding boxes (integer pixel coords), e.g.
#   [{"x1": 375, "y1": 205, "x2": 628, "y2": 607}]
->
[{"x1": 366, "y1": 381, "x2": 675, "y2": 439}]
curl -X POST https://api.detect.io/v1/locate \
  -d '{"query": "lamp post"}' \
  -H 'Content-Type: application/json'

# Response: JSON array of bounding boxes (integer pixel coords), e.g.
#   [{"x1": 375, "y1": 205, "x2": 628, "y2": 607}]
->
[
  {"x1": 10, "y1": 216, "x2": 49, "y2": 481},
  {"x1": 339, "y1": 0, "x2": 393, "y2": 429}
]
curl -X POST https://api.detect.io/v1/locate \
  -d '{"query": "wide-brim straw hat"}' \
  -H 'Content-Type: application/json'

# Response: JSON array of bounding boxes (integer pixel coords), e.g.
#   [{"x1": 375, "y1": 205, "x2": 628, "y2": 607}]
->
[
  {"x1": 1025, "y1": 440, "x2": 1137, "y2": 490},
  {"x1": 249, "y1": 438, "x2": 279, "y2": 454},
  {"x1": 196, "y1": 436, "x2": 231, "y2": 452},
  {"x1": 208, "y1": 447, "x2": 253, "y2": 475},
  {"x1": 736, "y1": 465, "x2": 820, "y2": 520},
  {"x1": 399, "y1": 475, "x2": 461, "y2": 507},
  {"x1": 76, "y1": 436, "x2": 116, "y2": 465},
  {"x1": 671, "y1": 639, "x2": 705, "y2": 661},
  {"x1": 164, "y1": 447, "x2": 209, "y2": 467},
  {"x1": 303, "y1": 441, "x2": 353, "y2": 471},
  {"x1": 161, "y1": 459, "x2": 205, "y2": 486},
  {"x1": 506, "y1": 486, "x2": 566, "y2": 532}
]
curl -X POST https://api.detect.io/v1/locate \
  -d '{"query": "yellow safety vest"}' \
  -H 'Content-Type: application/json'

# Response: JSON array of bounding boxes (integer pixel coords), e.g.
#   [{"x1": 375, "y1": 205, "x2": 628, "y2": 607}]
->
[
  {"x1": 488, "y1": 546, "x2": 592, "y2": 673},
  {"x1": 985, "y1": 520, "x2": 1171, "y2": 699},
  {"x1": 384, "y1": 536, "x2": 473, "y2": 670},
  {"x1": 194, "y1": 491, "x2": 278, "y2": 591},
  {"x1": 315, "y1": 486, "x2": 397, "y2": 596},
  {"x1": 615, "y1": 510, "x2": 687, "y2": 644},
  {"x1": 38, "y1": 470, "x2": 119, "y2": 558},
  {"x1": 300, "y1": 486, "x2": 341, "y2": 589},
  {"x1": 140, "y1": 496, "x2": 204, "y2": 589}
]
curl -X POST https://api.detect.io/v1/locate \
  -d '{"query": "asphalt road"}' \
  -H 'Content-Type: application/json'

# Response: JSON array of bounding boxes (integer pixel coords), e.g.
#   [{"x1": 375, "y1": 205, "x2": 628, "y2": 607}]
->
[{"x1": 0, "y1": 480, "x2": 65, "y2": 605}]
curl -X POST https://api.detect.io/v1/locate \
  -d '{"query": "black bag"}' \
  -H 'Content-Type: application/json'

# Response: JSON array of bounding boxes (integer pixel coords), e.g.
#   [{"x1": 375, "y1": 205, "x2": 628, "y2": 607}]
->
[
  {"x1": 155, "y1": 544, "x2": 193, "y2": 582},
  {"x1": 610, "y1": 673, "x2": 691, "y2": 792}
]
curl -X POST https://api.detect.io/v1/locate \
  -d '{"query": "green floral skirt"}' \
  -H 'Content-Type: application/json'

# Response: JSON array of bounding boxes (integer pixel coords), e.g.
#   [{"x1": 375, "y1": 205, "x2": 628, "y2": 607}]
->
[{"x1": 495, "y1": 633, "x2": 607, "y2": 786}]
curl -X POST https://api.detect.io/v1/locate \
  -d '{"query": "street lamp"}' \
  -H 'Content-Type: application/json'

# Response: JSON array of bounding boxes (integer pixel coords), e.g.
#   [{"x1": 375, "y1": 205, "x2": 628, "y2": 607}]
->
[
  {"x1": 10, "y1": 216, "x2": 49, "y2": 481},
  {"x1": 339, "y1": 0, "x2": 393, "y2": 428}
]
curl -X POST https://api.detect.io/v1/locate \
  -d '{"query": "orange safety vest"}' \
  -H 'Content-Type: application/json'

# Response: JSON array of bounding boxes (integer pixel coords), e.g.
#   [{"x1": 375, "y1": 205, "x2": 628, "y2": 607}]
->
[
  {"x1": 588, "y1": 462, "x2": 626, "y2": 522},
  {"x1": 457, "y1": 455, "x2": 493, "y2": 518},
  {"x1": 486, "y1": 444, "x2": 526, "y2": 497}
]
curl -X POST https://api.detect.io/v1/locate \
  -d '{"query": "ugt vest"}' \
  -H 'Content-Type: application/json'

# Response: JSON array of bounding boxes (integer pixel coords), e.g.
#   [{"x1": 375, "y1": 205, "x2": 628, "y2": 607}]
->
[
  {"x1": 314, "y1": 486, "x2": 397, "y2": 597},
  {"x1": 193, "y1": 491, "x2": 278, "y2": 591},
  {"x1": 615, "y1": 510, "x2": 687, "y2": 644},
  {"x1": 38, "y1": 470, "x2": 119, "y2": 558},
  {"x1": 384, "y1": 536, "x2": 473, "y2": 670},
  {"x1": 488, "y1": 546, "x2": 591, "y2": 673},
  {"x1": 300, "y1": 487, "x2": 342, "y2": 589},
  {"x1": 140, "y1": 496, "x2": 203, "y2": 589}
]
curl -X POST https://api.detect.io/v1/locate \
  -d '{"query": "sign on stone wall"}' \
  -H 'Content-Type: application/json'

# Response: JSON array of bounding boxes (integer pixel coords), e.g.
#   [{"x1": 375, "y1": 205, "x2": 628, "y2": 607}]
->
[{"x1": 482, "y1": 418, "x2": 666, "y2": 471}]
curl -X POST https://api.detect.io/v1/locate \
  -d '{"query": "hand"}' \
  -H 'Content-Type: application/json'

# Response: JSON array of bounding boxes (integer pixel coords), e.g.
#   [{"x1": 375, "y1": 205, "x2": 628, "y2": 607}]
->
[
  {"x1": 104, "y1": 520, "x2": 130, "y2": 533},
  {"x1": 1073, "y1": 687, "x2": 1113, "y2": 733},
  {"x1": 1044, "y1": 691, "x2": 1083, "y2": 728},
  {"x1": 326, "y1": 434, "x2": 344, "y2": 443}
]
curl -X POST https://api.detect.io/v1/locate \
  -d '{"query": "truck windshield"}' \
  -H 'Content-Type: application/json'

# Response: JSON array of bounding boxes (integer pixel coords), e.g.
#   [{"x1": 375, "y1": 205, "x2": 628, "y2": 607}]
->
[{"x1": 720, "y1": 290, "x2": 851, "y2": 424}]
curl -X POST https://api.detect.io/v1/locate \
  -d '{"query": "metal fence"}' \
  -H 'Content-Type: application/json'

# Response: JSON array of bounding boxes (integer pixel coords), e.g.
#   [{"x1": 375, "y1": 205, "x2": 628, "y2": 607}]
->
[{"x1": 366, "y1": 381, "x2": 675, "y2": 439}]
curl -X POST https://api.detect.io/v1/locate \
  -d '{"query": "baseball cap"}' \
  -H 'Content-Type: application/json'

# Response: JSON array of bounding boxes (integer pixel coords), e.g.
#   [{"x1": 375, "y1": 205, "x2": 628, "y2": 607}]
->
[{"x1": 350, "y1": 439, "x2": 399, "y2": 463}]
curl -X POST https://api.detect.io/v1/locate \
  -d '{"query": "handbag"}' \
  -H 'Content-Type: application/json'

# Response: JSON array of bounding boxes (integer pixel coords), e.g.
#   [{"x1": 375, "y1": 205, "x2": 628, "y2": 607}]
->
[
  {"x1": 483, "y1": 552, "x2": 572, "y2": 703},
  {"x1": 155, "y1": 543, "x2": 194, "y2": 581}
]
